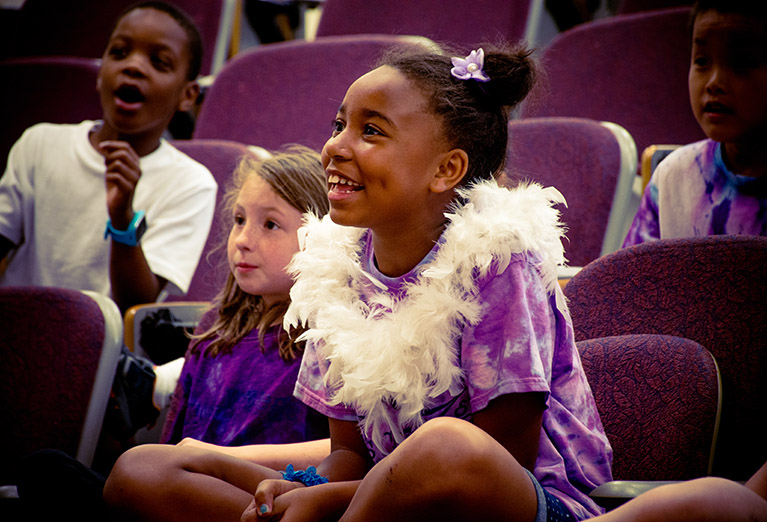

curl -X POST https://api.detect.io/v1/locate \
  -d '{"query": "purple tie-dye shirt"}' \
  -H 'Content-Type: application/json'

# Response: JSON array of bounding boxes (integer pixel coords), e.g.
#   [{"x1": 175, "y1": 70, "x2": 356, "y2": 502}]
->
[
  {"x1": 294, "y1": 230, "x2": 612, "y2": 520},
  {"x1": 161, "y1": 325, "x2": 327, "y2": 446},
  {"x1": 624, "y1": 139, "x2": 767, "y2": 247}
]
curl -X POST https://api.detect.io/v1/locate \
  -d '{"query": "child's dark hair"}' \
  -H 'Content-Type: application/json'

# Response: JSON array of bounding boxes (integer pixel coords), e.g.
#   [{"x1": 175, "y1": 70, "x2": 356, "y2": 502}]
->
[
  {"x1": 190, "y1": 145, "x2": 329, "y2": 361},
  {"x1": 379, "y1": 43, "x2": 536, "y2": 185},
  {"x1": 690, "y1": 0, "x2": 767, "y2": 33},
  {"x1": 114, "y1": 1, "x2": 203, "y2": 80}
]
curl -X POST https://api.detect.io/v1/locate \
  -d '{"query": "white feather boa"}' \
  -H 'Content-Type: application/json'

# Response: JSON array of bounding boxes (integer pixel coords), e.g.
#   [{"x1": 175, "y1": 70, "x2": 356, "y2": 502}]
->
[{"x1": 285, "y1": 180, "x2": 567, "y2": 453}]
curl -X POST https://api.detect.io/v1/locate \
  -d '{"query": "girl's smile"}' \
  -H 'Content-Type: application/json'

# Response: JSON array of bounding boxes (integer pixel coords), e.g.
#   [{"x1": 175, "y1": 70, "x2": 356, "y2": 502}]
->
[
  {"x1": 326, "y1": 170, "x2": 364, "y2": 202},
  {"x1": 321, "y1": 66, "x2": 455, "y2": 237}
]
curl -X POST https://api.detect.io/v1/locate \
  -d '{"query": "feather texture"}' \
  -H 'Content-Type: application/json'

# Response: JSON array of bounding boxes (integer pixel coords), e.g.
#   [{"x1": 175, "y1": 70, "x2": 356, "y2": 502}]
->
[{"x1": 285, "y1": 180, "x2": 567, "y2": 453}]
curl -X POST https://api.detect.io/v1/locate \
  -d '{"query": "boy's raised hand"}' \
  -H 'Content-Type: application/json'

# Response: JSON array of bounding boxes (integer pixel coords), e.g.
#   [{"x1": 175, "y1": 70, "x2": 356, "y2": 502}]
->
[{"x1": 99, "y1": 140, "x2": 141, "y2": 228}]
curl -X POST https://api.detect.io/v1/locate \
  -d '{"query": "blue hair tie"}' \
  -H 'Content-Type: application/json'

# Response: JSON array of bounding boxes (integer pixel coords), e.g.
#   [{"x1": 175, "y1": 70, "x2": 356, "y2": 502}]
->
[{"x1": 280, "y1": 464, "x2": 329, "y2": 487}]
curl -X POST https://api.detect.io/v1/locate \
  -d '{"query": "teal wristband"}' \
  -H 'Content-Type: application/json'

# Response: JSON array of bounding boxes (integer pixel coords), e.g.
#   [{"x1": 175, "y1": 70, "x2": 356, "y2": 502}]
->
[
  {"x1": 280, "y1": 464, "x2": 328, "y2": 486},
  {"x1": 104, "y1": 210, "x2": 147, "y2": 246}
]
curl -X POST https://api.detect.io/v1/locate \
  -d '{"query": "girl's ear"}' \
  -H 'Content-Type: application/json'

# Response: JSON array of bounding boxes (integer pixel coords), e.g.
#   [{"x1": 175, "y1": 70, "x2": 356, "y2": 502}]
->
[
  {"x1": 430, "y1": 148, "x2": 468, "y2": 194},
  {"x1": 177, "y1": 80, "x2": 200, "y2": 113}
]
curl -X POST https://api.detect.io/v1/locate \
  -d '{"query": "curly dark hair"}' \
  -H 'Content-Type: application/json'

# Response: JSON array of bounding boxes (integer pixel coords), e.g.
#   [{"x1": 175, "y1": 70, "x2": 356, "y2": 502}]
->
[{"x1": 378, "y1": 43, "x2": 537, "y2": 185}]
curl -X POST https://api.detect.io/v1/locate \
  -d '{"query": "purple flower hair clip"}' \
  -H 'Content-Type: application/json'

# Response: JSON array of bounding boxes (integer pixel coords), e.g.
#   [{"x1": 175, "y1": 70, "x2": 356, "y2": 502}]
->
[{"x1": 450, "y1": 48, "x2": 490, "y2": 82}]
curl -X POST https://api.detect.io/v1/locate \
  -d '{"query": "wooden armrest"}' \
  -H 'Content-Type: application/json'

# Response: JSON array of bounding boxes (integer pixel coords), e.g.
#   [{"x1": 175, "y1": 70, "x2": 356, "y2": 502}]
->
[
  {"x1": 640, "y1": 144, "x2": 680, "y2": 191},
  {"x1": 124, "y1": 301, "x2": 210, "y2": 356}
]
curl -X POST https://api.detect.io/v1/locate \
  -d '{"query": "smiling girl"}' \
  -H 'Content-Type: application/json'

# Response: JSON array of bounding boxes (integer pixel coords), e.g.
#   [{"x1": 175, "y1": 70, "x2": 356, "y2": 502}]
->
[{"x1": 108, "y1": 41, "x2": 613, "y2": 522}]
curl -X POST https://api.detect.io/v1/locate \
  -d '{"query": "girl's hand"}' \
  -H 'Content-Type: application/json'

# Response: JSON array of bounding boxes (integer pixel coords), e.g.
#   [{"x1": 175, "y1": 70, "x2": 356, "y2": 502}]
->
[
  {"x1": 99, "y1": 140, "x2": 141, "y2": 228},
  {"x1": 243, "y1": 482, "x2": 342, "y2": 522},
  {"x1": 242, "y1": 478, "x2": 303, "y2": 520}
]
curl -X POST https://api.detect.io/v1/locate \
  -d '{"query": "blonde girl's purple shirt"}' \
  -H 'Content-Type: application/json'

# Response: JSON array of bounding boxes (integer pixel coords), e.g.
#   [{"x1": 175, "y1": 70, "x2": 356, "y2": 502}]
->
[
  {"x1": 624, "y1": 139, "x2": 767, "y2": 246},
  {"x1": 293, "y1": 231, "x2": 613, "y2": 520},
  {"x1": 161, "y1": 325, "x2": 328, "y2": 446}
]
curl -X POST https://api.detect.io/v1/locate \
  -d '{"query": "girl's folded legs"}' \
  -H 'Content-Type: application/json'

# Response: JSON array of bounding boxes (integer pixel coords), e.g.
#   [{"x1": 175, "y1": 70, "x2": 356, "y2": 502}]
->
[
  {"x1": 594, "y1": 473, "x2": 767, "y2": 522},
  {"x1": 103, "y1": 444, "x2": 281, "y2": 522},
  {"x1": 340, "y1": 418, "x2": 538, "y2": 522}
]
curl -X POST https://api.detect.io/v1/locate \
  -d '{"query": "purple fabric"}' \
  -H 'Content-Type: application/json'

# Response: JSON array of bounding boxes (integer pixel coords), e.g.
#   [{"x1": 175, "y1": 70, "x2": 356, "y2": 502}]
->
[
  {"x1": 623, "y1": 139, "x2": 767, "y2": 246},
  {"x1": 11, "y1": 0, "x2": 225, "y2": 75},
  {"x1": 578, "y1": 334, "x2": 719, "y2": 481},
  {"x1": 0, "y1": 57, "x2": 101, "y2": 175},
  {"x1": 564, "y1": 235, "x2": 767, "y2": 480},
  {"x1": 0, "y1": 286, "x2": 106, "y2": 485},
  {"x1": 315, "y1": 0, "x2": 531, "y2": 49},
  {"x1": 193, "y1": 35, "x2": 435, "y2": 151},
  {"x1": 161, "y1": 325, "x2": 327, "y2": 446},
  {"x1": 504, "y1": 117, "x2": 623, "y2": 267},
  {"x1": 294, "y1": 231, "x2": 612, "y2": 520},
  {"x1": 521, "y1": 7, "x2": 704, "y2": 162},
  {"x1": 167, "y1": 139, "x2": 255, "y2": 302}
]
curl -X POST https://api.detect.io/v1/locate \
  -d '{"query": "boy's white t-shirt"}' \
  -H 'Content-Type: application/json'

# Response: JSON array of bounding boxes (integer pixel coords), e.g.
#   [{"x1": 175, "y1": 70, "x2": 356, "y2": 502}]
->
[{"x1": 0, "y1": 120, "x2": 217, "y2": 298}]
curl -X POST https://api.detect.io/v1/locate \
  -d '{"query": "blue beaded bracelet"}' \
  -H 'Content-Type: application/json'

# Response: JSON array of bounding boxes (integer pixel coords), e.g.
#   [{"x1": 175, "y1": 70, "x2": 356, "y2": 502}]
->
[{"x1": 280, "y1": 464, "x2": 329, "y2": 487}]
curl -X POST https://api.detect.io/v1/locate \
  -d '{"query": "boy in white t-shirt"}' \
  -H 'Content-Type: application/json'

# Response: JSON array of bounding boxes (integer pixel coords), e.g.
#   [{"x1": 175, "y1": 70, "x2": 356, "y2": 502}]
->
[{"x1": 0, "y1": 1, "x2": 217, "y2": 311}]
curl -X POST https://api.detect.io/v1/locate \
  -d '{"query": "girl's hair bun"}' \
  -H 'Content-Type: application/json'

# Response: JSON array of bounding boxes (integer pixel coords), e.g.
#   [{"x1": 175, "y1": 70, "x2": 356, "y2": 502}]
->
[
  {"x1": 379, "y1": 41, "x2": 538, "y2": 184},
  {"x1": 479, "y1": 45, "x2": 537, "y2": 110}
]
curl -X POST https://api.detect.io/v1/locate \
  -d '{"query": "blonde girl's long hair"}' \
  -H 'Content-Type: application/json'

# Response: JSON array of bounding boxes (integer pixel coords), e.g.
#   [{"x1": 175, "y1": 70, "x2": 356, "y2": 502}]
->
[{"x1": 189, "y1": 145, "x2": 329, "y2": 361}]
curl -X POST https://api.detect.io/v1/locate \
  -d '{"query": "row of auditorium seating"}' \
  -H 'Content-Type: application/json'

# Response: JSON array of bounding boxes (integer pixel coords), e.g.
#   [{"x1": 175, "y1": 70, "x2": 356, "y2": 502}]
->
[
  {"x1": 1, "y1": 2, "x2": 699, "y2": 155},
  {"x1": 0, "y1": 0, "x2": 237, "y2": 75},
  {"x1": 1, "y1": 6, "x2": 701, "y2": 272},
  {"x1": 193, "y1": 5, "x2": 703, "y2": 162},
  {"x1": 4, "y1": 234, "x2": 766, "y2": 508},
  {"x1": 0, "y1": 0, "x2": 694, "y2": 67},
  {"x1": 9, "y1": 1, "x2": 764, "y2": 511}
]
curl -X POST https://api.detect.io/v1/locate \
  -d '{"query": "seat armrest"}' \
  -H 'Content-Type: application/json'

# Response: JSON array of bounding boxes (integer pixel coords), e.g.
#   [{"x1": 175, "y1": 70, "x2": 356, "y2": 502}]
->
[
  {"x1": 124, "y1": 302, "x2": 210, "y2": 360},
  {"x1": 590, "y1": 480, "x2": 680, "y2": 510}
]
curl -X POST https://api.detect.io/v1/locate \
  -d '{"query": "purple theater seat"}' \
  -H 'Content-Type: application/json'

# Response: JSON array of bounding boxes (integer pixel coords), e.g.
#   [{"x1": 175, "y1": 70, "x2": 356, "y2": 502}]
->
[
  {"x1": 579, "y1": 334, "x2": 720, "y2": 510},
  {"x1": 8, "y1": 0, "x2": 233, "y2": 75},
  {"x1": 580, "y1": 334, "x2": 719, "y2": 480},
  {"x1": 315, "y1": 0, "x2": 535, "y2": 48},
  {"x1": 168, "y1": 138, "x2": 256, "y2": 302},
  {"x1": 0, "y1": 56, "x2": 101, "y2": 173},
  {"x1": 193, "y1": 34, "x2": 438, "y2": 151},
  {"x1": 564, "y1": 235, "x2": 767, "y2": 481},
  {"x1": 0, "y1": 287, "x2": 122, "y2": 485},
  {"x1": 521, "y1": 7, "x2": 705, "y2": 167},
  {"x1": 502, "y1": 117, "x2": 637, "y2": 268}
]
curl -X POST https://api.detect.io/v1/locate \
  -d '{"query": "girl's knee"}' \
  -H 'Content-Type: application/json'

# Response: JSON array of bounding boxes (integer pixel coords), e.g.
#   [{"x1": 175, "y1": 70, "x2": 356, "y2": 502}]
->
[
  {"x1": 364, "y1": 418, "x2": 534, "y2": 514},
  {"x1": 397, "y1": 418, "x2": 499, "y2": 474},
  {"x1": 632, "y1": 477, "x2": 767, "y2": 521},
  {"x1": 103, "y1": 444, "x2": 174, "y2": 508}
]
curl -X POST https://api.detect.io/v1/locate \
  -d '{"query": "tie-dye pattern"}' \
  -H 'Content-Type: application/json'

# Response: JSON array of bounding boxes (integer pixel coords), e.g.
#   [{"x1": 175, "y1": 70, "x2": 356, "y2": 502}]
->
[
  {"x1": 161, "y1": 325, "x2": 327, "y2": 446},
  {"x1": 624, "y1": 139, "x2": 767, "y2": 247},
  {"x1": 293, "y1": 231, "x2": 612, "y2": 520}
]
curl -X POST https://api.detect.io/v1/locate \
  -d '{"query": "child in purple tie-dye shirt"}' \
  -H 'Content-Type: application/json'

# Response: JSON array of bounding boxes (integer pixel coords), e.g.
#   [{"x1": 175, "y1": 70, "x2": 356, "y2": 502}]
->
[
  {"x1": 104, "y1": 42, "x2": 613, "y2": 522},
  {"x1": 624, "y1": 0, "x2": 767, "y2": 246},
  {"x1": 159, "y1": 148, "x2": 330, "y2": 448}
]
